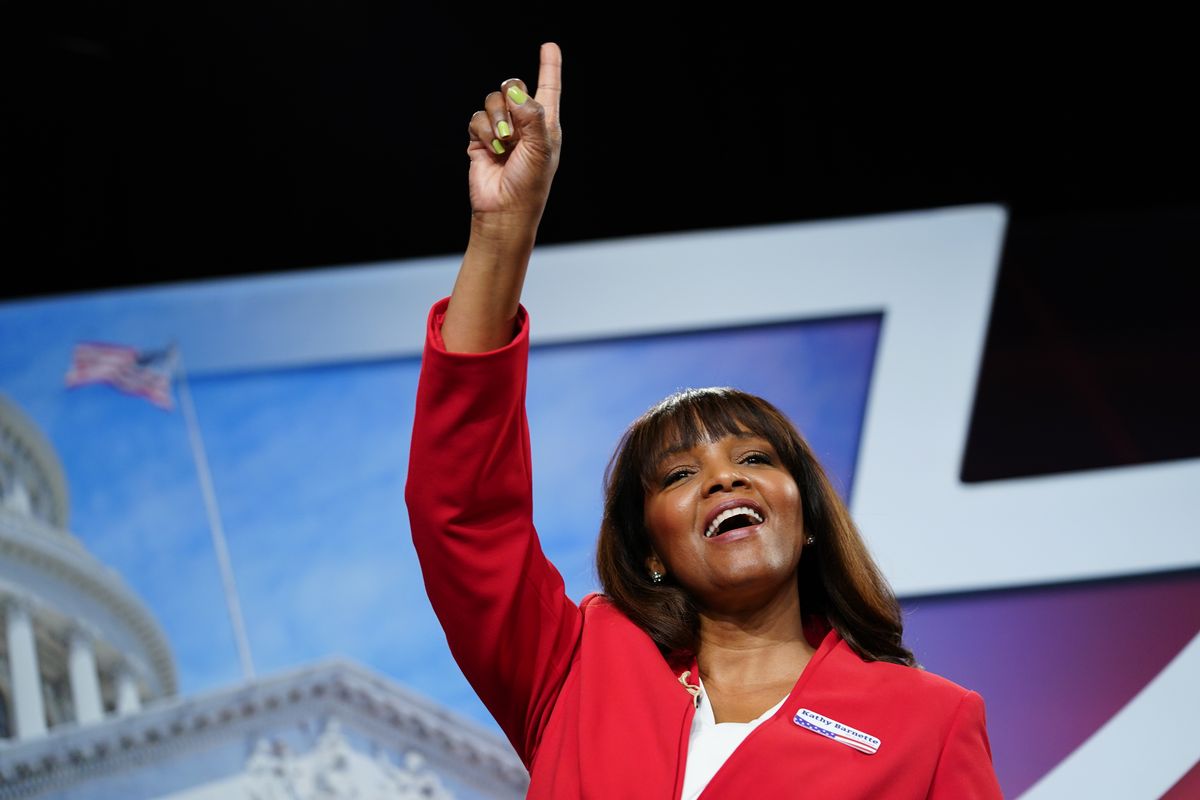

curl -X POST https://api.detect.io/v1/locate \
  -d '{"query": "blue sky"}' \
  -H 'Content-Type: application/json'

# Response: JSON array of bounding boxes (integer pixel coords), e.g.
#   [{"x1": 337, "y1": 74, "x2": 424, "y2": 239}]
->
[{"x1": 0, "y1": 275, "x2": 879, "y2": 733}]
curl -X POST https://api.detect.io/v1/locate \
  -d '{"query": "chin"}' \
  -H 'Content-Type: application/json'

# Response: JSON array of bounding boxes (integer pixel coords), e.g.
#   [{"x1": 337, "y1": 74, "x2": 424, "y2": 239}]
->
[{"x1": 699, "y1": 568, "x2": 798, "y2": 609}]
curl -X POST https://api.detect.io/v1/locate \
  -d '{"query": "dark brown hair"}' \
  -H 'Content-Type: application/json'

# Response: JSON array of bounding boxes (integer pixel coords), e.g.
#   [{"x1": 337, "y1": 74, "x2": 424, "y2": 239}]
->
[{"x1": 596, "y1": 387, "x2": 915, "y2": 667}]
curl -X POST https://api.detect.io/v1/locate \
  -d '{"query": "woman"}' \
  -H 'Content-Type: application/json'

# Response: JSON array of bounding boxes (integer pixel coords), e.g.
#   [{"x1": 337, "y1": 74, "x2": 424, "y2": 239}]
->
[{"x1": 405, "y1": 42, "x2": 1002, "y2": 798}]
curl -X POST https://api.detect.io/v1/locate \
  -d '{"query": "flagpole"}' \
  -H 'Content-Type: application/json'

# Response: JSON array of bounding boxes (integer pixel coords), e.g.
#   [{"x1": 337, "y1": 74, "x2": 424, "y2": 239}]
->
[{"x1": 173, "y1": 347, "x2": 256, "y2": 680}]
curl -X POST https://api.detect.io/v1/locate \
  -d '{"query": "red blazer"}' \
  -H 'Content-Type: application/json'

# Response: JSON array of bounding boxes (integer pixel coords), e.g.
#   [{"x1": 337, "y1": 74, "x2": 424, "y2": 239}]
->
[{"x1": 406, "y1": 298, "x2": 1003, "y2": 799}]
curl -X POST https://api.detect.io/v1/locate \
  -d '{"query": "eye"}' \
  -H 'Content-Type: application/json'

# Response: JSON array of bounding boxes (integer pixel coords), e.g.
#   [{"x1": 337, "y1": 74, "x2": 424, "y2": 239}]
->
[
  {"x1": 740, "y1": 451, "x2": 772, "y2": 465},
  {"x1": 662, "y1": 467, "x2": 694, "y2": 487}
]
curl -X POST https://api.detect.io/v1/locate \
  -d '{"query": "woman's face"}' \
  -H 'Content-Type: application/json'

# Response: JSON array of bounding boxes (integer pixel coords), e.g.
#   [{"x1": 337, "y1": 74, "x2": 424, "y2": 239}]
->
[{"x1": 642, "y1": 430, "x2": 806, "y2": 612}]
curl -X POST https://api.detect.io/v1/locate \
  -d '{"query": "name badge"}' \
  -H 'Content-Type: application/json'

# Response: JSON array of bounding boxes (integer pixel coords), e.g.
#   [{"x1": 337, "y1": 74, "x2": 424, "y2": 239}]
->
[{"x1": 793, "y1": 708, "x2": 881, "y2": 755}]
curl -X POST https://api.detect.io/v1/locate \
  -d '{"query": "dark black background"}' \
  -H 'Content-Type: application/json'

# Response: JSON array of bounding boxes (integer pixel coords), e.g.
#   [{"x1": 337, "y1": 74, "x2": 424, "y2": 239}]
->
[{"x1": 3, "y1": 5, "x2": 1197, "y2": 480}]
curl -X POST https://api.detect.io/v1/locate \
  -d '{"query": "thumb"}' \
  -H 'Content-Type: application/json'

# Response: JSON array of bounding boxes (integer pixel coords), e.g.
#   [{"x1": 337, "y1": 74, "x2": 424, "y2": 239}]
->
[{"x1": 502, "y1": 78, "x2": 552, "y2": 154}]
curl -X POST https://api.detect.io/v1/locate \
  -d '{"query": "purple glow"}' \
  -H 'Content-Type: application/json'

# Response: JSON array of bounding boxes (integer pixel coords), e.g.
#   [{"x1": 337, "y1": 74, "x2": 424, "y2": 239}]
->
[{"x1": 902, "y1": 571, "x2": 1200, "y2": 797}]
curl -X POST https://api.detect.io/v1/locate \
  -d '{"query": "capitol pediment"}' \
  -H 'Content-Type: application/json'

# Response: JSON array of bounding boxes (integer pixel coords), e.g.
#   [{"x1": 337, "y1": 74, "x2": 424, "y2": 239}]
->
[{"x1": 0, "y1": 658, "x2": 527, "y2": 800}]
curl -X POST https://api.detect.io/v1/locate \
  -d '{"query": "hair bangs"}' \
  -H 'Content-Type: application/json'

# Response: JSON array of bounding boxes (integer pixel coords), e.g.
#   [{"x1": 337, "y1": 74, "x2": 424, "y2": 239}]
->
[{"x1": 632, "y1": 388, "x2": 795, "y2": 489}]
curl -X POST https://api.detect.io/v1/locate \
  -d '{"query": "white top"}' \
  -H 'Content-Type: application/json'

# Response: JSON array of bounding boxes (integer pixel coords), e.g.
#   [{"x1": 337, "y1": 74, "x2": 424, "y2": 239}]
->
[{"x1": 680, "y1": 678, "x2": 789, "y2": 800}]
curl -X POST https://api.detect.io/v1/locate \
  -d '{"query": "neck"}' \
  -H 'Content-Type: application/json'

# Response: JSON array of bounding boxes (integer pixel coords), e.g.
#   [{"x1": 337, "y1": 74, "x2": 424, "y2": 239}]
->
[{"x1": 694, "y1": 581, "x2": 815, "y2": 690}]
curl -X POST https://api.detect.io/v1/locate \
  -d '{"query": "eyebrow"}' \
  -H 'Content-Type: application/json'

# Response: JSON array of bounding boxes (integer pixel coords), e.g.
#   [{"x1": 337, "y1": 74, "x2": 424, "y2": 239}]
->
[{"x1": 654, "y1": 431, "x2": 766, "y2": 462}]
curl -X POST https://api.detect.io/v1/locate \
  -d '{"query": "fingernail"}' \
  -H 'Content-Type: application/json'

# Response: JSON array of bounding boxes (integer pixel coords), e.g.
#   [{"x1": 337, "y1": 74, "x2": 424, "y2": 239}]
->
[
  {"x1": 507, "y1": 85, "x2": 527, "y2": 105},
  {"x1": 490, "y1": 139, "x2": 505, "y2": 155},
  {"x1": 497, "y1": 120, "x2": 511, "y2": 138}
]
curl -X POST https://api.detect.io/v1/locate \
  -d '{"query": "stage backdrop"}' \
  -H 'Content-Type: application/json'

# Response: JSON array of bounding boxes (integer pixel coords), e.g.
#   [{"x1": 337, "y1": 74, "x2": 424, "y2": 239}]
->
[{"x1": 1, "y1": 205, "x2": 1196, "y2": 798}]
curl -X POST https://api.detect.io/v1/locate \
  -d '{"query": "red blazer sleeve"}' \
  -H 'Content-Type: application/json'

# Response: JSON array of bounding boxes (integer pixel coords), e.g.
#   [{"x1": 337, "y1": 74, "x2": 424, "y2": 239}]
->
[
  {"x1": 927, "y1": 690, "x2": 1004, "y2": 799},
  {"x1": 404, "y1": 298, "x2": 582, "y2": 767}
]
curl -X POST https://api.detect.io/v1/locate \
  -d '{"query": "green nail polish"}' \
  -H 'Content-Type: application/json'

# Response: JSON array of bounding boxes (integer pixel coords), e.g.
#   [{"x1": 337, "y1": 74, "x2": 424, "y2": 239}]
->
[
  {"x1": 497, "y1": 120, "x2": 511, "y2": 138},
  {"x1": 490, "y1": 138, "x2": 505, "y2": 155},
  {"x1": 507, "y1": 85, "x2": 527, "y2": 105}
]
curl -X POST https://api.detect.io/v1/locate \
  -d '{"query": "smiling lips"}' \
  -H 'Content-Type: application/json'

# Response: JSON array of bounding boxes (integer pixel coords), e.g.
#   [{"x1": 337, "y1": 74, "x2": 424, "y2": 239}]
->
[{"x1": 703, "y1": 503, "x2": 765, "y2": 539}]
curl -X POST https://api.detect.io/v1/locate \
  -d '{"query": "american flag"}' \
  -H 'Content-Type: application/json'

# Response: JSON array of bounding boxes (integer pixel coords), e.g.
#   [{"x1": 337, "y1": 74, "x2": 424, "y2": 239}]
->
[{"x1": 65, "y1": 342, "x2": 178, "y2": 410}]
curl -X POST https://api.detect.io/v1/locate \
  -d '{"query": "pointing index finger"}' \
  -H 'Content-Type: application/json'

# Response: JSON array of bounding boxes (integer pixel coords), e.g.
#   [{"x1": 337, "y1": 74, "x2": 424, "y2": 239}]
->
[{"x1": 534, "y1": 42, "x2": 562, "y2": 127}]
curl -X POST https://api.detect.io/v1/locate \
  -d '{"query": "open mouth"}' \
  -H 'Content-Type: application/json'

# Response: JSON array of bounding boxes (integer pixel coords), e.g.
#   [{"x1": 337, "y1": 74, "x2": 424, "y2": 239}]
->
[{"x1": 704, "y1": 506, "x2": 764, "y2": 539}]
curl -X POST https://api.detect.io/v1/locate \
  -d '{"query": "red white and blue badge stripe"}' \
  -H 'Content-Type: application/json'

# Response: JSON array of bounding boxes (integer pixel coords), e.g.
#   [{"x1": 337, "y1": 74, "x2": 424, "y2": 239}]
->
[{"x1": 793, "y1": 708, "x2": 881, "y2": 755}]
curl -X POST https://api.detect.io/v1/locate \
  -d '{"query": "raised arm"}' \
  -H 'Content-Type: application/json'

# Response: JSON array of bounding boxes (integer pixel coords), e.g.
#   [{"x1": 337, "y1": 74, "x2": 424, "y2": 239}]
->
[
  {"x1": 442, "y1": 42, "x2": 563, "y2": 352},
  {"x1": 405, "y1": 44, "x2": 579, "y2": 768}
]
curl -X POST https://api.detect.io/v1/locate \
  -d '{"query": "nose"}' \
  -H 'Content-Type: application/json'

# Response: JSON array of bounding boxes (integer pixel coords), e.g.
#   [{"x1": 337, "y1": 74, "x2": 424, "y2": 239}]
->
[{"x1": 703, "y1": 463, "x2": 749, "y2": 496}]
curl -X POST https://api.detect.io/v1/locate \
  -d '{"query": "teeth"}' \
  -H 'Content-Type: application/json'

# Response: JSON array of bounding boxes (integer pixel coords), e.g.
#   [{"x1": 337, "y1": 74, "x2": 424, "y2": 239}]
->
[{"x1": 705, "y1": 506, "x2": 764, "y2": 538}]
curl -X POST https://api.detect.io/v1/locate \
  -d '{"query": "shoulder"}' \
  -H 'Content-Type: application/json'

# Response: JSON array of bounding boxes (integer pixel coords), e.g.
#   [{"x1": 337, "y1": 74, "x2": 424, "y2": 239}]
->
[
  {"x1": 828, "y1": 636, "x2": 980, "y2": 722},
  {"x1": 817, "y1": 635, "x2": 995, "y2": 782},
  {"x1": 848, "y1": 654, "x2": 1003, "y2": 796},
  {"x1": 867, "y1": 656, "x2": 973, "y2": 697},
  {"x1": 579, "y1": 593, "x2": 625, "y2": 622},
  {"x1": 574, "y1": 593, "x2": 683, "y2": 670},
  {"x1": 578, "y1": 594, "x2": 664, "y2": 647}
]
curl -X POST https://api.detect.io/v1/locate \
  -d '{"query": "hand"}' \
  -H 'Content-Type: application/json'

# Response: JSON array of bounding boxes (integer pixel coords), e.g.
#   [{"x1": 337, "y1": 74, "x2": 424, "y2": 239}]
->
[
  {"x1": 466, "y1": 42, "x2": 563, "y2": 234},
  {"x1": 442, "y1": 43, "x2": 561, "y2": 353}
]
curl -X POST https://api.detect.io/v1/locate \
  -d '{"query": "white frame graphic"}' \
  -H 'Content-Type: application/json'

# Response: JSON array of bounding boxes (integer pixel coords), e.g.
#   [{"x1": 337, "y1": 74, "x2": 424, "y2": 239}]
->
[
  {"x1": 109, "y1": 204, "x2": 1196, "y2": 595},
  {"x1": 29, "y1": 204, "x2": 1195, "y2": 796}
]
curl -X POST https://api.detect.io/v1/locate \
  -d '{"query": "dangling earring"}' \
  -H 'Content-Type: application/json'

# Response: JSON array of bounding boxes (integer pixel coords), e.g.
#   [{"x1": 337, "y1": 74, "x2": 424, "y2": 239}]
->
[
  {"x1": 805, "y1": 535, "x2": 815, "y2": 545},
  {"x1": 650, "y1": 571, "x2": 664, "y2": 584}
]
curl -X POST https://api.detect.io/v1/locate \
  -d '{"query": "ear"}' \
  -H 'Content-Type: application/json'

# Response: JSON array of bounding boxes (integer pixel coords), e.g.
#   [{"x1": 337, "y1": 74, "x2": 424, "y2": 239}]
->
[{"x1": 645, "y1": 553, "x2": 665, "y2": 575}]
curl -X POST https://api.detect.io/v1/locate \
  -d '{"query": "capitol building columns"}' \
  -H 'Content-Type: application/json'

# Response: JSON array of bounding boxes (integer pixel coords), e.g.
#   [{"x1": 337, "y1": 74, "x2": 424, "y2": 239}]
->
[
  {"x1": 115, "y1": 664, "x2": 141, "y2": 715},
  {"x1": 4, "y1": 597, "x2": 47, "y2": 739},
  {"x1": 67, "y1": 627, "x2": 103, "y2": 725},
  {"x1": 1, "y1": 595, "x2": 159, "y2": 740},
  {"x1": 1, "y1": 394, "x2": 177, "y2": 745}
]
